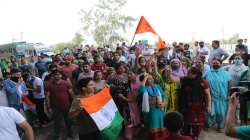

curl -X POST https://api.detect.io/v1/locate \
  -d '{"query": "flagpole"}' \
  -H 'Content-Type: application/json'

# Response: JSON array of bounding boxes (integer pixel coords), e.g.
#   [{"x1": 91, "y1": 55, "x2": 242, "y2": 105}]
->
[{"x1": 129, "y1": 33, "x2": 136, "y2": 47}]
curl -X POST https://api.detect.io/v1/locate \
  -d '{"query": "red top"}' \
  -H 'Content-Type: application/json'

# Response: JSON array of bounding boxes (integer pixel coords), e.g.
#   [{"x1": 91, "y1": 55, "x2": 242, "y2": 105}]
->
[
  {"x1": 91, "y1": 63, "x2": 107, "y2": 72},
  {"x1": 46, "y1": 80, "x2": 72, "y2": 110},
  {"x1": 61, "y1": 64, "x2": 78, "y2": 80}
]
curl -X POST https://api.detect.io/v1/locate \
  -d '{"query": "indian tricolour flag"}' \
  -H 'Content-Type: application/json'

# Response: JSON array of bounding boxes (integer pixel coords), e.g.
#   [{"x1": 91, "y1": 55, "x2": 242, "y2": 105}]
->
[{"x1": 80, "y1": 85, "x2": 123, "y2": 140}]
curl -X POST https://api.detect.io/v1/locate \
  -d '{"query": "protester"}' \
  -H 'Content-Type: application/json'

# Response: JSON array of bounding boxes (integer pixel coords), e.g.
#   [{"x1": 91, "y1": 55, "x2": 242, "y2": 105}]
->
[
  {"x1": 93, "y1": 70, "x2": 106, "y2": 91},
  {"x1": 77, "y1": 62, "x2": 94, "y2": 81},
  {"x1": 91, "y1": 55, "x2": 107, "y2": 72},
  {"x1": 23, "y1": 71, "x2": 50, "y2": 127},
  {"x1": 4, "y1": 68, "x2": 28, "y2": 111},
  {"x1": 204, "y1": 58, "x2": 232, "y2": 132},
  {"x1": 139, "y1": 73, "x2": 165, "y2": 140},
  {"x1": 0, "y1": 106, "x2": 34, "y2": 140},
  {"x1": 170, "y1": 59, "x2": 187, "y2": 78},
  {"x1": 107, "y1": 63, "x2": 131, "y2": 134},
  {"x1": 69, "y1": 78, "x2": 102, "y2": 140},
  {"x1": 208, "y1": 40, "x2": 229, "y2": 64},
  {"x1": 179, "y1": 67, "x2": 211, "y2": 139},
  {"x1": 197, "y1": 41, "x2": 209, "y2": 58},
  {"x1": 61, "y1": 55, "x2": 78, "y2": 82},
  {"x1": 35, "y1": 55, "x2": 49, "y2": 78},
  {"x1": 0, "y1": 78, "x2": 8, "y2": 106},
  {"x1": 224, "y1": 54, "x2": 248, "y2": 86},
  {"x1": 152, "y1": 59, "x2": 180, "y2": 112},
  {"x1": 46, "y1": 70, "x2": 74, "y2": 140},
  {"x1": 193, "y1": 57, "x2": 210, "y2": 74}
]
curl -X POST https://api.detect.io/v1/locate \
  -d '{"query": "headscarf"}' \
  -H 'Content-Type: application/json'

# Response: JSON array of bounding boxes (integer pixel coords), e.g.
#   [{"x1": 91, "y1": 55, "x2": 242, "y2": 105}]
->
[{"x1": 170, "y1": 59, "x2": 187, "y2": 78}]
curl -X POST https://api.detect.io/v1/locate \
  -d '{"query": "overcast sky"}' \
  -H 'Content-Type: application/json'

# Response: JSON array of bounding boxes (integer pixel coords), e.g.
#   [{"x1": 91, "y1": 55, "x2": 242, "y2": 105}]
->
[{"x1": 1, "y1": 0, "x2": 250, "y2": 45}]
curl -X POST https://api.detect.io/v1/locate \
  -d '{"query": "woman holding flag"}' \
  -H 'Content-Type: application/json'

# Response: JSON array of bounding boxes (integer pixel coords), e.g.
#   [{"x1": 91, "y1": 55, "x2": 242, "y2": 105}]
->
[
  {"x1": 70, "y1": 77, "x2": 123, "y2": 140},
  {"x1": 69, "y1": 78, "x2": 102, "y2": 140}
]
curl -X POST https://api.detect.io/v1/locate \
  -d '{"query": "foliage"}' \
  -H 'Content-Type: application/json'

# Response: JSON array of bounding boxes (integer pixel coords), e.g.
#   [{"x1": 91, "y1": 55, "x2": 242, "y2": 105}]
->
[
  {"x1": 222, "y1": 33, "x2": 240, "y2": 44},
  {"x1": 79, "y1": 0, "x2": 136, "y2": 48},
  {"x1": 53, "y1": 32, "x2": 84, "y2": 52}
]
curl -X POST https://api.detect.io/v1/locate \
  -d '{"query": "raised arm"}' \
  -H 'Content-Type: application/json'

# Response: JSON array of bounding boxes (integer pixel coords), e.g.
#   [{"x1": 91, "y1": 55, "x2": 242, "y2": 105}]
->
[{"x1": 225, "y1": 93, "x2": 239, "y2": 138}]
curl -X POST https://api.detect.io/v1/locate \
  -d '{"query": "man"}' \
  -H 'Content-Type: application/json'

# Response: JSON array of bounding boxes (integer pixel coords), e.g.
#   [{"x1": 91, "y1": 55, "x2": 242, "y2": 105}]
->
[
  {"x1": 0, "y1": 106, "x2": 34, "y2": 140},
  {"x1": 61, "y1": 55, "x2": 78, "y2": 81},
  {"x1": 197, "y1": 41, "x2": 209, "y2": 58},
  {"x1": 35, "y1": 55, "x2": 49, "y2": 78},
  {"x1": 91, "y1": 55, "x2": 107, "y2": 72},
  {"x1": 236, "y1": 39, "x2": 248, "y2": 54},
  {"x1": 183, "y1": 44, "x2": 194, "y2": 61},
  {"x1": 208, "y1": 40, "x2": 229, "y2": 64},
  {"x1": 225, "y1": 93, "x2": 250, "y2": 140},
  {"x1": 110, "y1": 52, "x2": 123, "y2": 68},
  {"x1": 72, "y1": 59, "x2": 84, "y2": 84},
  {"x1": 0, "y1": 78, "x2": 8, "y2": 106},
  {"x1": 193, "y1": 41, "x2": 199, "y2": 57},
  {"x1": 23, "y1": 71, "x2": 50, "y2": 126},
  {"x1": 46, "y1": 70, "x2": 74, "y2": 140},
  {"x1": 77, "y1": 62, "x2": 94, "y2": 81},
  {"x1": 4, "y1": 68, "x2": 28, "y2": 111},
  {"x1": 127, "y1": 47, "x2": 137, "y2": 69}
]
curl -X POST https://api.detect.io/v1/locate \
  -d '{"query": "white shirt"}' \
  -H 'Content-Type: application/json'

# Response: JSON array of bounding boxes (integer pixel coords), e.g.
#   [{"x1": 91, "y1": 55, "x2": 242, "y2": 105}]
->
[
  {"x1": 198, "y1": 47, "x2": 209, "y2": 56},
  {"x1": 0, "y1": 89, "x2": 8, "y2": 106},
  {"x1": 32, "y1": 77, "x2": 45, "y2": 99},
  {"x1": 0, "y1": 106, "x2": 26, "y2": 140}
]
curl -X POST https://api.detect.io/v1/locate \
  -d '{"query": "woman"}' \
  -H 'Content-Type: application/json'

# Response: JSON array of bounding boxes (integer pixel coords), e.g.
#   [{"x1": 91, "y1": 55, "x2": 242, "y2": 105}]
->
[
  {"x1": 135, "y1": 56, "x2": 147, "y2": 73},
  {"x1": 179, "y1": 67, "x2": 211, "y2": 139},
  {"x1": 123, "y1": 71, "x2": 141, "y2": 139},
  {"x1": 152, "y1": 58, "x2": 180, "y2": 112},
  {"x1": 193, "y1": 57, "x2": 210, "y2": 74},
  {"x1": 106, "y1": 63, "x2": 132, "y2": 139},
  {"x1": 170, "y1": 59, "x2": 187, "y2": 78},
  {"x1": 139, "y1": 73, "x2": 165, "y2": 140},
  {"x1": 204, "y1": 58, "x2": 231, "y2": 132},
  {"x1": 69, "y1": 78, "x2": 102, "y2": 140},
  {"x1": 93, "y1": 70, "x2": 106, "y2": 92},
  {"x1": 224, "y1": 54, "x2": 247, "y2": 86}
]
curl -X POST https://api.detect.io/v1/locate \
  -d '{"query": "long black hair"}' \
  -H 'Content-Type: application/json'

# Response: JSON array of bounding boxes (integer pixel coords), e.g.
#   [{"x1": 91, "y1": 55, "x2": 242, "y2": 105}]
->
[{"x1": 179, "y1": 67, "x2": 205, "y2": 113}]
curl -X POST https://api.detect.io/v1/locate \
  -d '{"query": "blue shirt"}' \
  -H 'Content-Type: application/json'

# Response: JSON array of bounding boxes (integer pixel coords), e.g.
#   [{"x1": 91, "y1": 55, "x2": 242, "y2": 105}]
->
[{"x1": 3, "y1": 79, "x2": 27, "y2": 106}]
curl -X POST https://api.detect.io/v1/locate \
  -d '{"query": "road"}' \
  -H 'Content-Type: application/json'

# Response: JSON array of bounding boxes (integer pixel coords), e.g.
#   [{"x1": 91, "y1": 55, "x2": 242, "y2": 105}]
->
[{"x1": 34, "y1": 125, "x2": 237, "y2": 140}]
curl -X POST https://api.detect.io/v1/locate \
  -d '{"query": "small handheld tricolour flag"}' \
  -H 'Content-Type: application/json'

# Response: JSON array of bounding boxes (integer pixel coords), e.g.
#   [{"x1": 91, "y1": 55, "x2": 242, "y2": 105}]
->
[{"x1": 80, "y1": 85, "x2": 123, "y2": 140}]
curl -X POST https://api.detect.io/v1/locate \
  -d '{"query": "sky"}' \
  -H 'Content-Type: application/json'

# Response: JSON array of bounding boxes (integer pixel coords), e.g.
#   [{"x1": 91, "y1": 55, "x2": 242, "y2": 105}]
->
[{"x1": 0, "y1": 0, "x2": 250, "y2": 45}]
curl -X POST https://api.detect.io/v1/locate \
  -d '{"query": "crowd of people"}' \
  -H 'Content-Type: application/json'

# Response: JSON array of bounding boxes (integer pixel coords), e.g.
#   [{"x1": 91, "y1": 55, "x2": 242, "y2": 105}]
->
[{"x1": 0, "y1": 39, "x2": 250, "y2": 140}]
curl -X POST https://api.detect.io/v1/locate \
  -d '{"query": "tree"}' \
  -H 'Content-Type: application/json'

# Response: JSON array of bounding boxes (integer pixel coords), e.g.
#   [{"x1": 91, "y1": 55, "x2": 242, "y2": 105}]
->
[
  {"x1": 53, "y1": 32, "x2": 84, "y2": 52},
  {"x1": 222, "y1": 33, "x2": 240, "y2": 44},
  {"x1": 79, "y1": 0, "x2": 136, "y2": 48}
]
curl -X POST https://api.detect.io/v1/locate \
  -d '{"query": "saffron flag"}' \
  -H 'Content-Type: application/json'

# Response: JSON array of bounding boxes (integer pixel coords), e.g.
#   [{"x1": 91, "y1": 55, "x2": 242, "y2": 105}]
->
[
  {"x1": 80, "y1": 85, "x2": 123, "y2": 140},
  {"x1": 134, "y1": 16, "x2": 165, "y2": 49},
  {"x1": 135, "y1": 16, "x2": 157, "y2": 34}
]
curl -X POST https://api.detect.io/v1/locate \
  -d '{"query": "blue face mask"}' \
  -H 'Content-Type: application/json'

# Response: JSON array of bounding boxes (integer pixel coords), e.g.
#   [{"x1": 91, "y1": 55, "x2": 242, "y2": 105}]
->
[{"x1": 234, "y1": 59, "x2": 242, "y2": 65}]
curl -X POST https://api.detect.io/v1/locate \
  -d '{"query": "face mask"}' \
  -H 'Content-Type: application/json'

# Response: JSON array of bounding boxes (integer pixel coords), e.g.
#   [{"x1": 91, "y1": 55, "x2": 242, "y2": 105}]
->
[
  {"x1": 172, "y1": 65, "x2": 179, "y2": 70},
  {"x1": 11, "y1": 77, "x2": 19, "y2": 83},
  {"x1": 65, "y1": 62, "x2": 70, "y2": 65},
  {"x1": 234, "y1": 59, "x2": 242, "y2": 65},
  {"x1": 213, "y1": 65, "x2": 220, "y2": 69}
]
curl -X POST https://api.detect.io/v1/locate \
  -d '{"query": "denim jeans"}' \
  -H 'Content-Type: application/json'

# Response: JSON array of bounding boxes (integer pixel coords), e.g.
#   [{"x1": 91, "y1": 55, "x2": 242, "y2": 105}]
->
[{"x1": 52, "y1": 107, "x2": 73, "y2": 140}]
